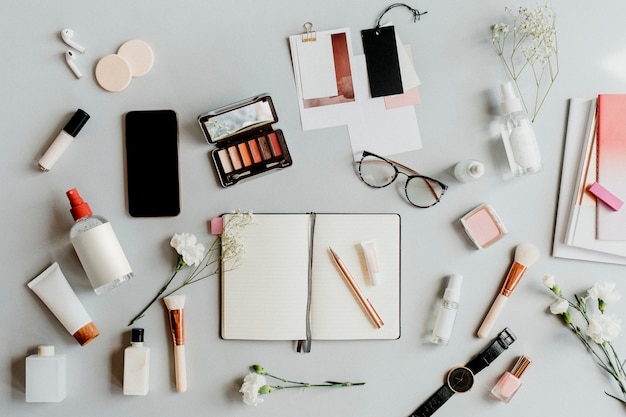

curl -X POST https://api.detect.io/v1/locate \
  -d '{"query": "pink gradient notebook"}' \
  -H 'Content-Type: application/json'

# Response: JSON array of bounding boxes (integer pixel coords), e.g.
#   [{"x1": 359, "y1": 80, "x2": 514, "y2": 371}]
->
[{"x1": 596, "y1": 94, "x2": 626, "y2": 240}]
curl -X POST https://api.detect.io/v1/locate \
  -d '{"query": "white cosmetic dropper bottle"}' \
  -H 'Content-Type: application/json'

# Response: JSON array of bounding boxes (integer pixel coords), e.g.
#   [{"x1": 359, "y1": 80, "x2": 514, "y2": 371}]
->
[
  {"x1": 431, "y1": 274, "x2": 463, "y2": 345},
  {"x1": 499, "y1": 82, "x2": 542, "y2": 176},
  {"x1": 454, "y1": 159, "x2": 484, "y2": 182}
]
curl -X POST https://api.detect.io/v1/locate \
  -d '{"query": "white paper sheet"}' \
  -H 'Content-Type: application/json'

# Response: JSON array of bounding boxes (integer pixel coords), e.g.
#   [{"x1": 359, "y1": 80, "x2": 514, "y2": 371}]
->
[
  {"x1": 296, "y1": 34, "x2": 338, "y2": 100},
  {"x1": 347, "y1": 55, "x2": 422, "y2": 161}
]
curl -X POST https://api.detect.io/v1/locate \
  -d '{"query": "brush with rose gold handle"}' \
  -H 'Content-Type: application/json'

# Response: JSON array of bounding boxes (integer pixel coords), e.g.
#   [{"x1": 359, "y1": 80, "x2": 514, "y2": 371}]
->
[{"x1": 477, "y1": 243, "x2": 539, "y2": 339}]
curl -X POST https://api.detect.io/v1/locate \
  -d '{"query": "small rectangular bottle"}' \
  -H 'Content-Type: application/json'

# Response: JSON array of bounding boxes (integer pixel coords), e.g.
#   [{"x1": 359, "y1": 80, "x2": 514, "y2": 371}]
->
[
  {"x1": 25, "y1": 345, "x2": 66, "y2": 402},
  {"x1": 123, "y1": 328, "x2": 150, "y2": 395}
]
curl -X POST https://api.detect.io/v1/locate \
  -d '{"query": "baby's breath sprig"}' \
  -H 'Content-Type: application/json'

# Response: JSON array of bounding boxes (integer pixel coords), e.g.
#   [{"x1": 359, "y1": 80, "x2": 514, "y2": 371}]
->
[
  {"x1": 491, "y1": 3, "x2": 559, "y2": 122},
  {"x1": 127, "y1": 209, "x2": 253, "y2": 326}
]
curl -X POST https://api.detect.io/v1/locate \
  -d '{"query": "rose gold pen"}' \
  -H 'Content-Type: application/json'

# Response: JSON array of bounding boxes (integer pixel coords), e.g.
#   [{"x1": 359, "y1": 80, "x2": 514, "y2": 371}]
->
[{"x1": 328, "y1": 247, "x2": 384, "y2": 328}]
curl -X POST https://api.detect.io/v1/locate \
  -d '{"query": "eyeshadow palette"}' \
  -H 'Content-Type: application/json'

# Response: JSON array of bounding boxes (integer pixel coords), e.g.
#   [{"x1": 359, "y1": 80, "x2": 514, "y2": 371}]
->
[{"x1": 198, "y1": 94, "x2": 292, "y2": 187}]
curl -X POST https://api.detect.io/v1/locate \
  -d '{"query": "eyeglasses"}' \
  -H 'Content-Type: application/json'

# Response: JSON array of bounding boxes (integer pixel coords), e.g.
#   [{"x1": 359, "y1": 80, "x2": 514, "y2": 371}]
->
[{"x1": 356, "y1": 150, "x2": 448, "y2": 208}]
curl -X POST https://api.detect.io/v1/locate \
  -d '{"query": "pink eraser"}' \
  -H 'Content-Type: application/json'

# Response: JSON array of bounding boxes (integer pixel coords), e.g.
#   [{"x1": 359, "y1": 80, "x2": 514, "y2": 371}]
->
[
  {"x1": 588, "y1": 182, "x2": 624, "y2": 211},
  {"x1": 210, "y1": 217, "x2": 224, "y2": 234}
]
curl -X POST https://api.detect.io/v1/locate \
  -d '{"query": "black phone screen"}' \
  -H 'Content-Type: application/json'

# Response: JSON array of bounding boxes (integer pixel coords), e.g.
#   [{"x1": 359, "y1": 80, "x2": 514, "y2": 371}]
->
[{"x1": 125, "y1": 110, "x2": 180, "y2": 217}]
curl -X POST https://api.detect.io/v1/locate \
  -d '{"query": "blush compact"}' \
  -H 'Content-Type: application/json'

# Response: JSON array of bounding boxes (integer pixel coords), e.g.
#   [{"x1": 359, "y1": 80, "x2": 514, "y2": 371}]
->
[{"x1": 198, "y1": 93, "x2": 293, "y2": 187}]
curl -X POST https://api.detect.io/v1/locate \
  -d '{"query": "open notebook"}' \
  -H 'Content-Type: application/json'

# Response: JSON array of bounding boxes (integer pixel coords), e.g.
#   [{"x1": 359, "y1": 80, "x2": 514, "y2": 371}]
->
[{"x1": 220, "y1": 213, "x2": 401, "y2": 344}]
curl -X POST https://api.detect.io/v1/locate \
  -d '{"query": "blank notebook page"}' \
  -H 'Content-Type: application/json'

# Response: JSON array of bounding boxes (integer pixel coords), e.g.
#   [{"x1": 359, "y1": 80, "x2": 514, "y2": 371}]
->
[
  {"x1": 221, "y1": 214, "x2": 310, "y2": 340},
  {"x1": 221, "y1": 213, "x2": 400, "y2": 341}
]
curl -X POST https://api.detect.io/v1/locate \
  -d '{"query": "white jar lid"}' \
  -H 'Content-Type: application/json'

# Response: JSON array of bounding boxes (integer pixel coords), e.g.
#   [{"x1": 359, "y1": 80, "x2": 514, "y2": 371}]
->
[{"x1": 38, "y1": 345, "x2": 55, "y2": 356}]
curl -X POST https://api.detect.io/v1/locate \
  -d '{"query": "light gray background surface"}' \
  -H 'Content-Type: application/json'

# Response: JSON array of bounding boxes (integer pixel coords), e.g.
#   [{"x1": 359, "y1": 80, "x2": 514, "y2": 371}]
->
[{"x1": 3, "y1": 1, "x2": 626, "y2": 416}]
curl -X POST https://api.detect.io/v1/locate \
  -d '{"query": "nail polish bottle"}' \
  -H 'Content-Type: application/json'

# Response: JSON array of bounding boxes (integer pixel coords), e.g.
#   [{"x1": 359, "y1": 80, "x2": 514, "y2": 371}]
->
[
  {"x1": 67, "y1": 188, "x2": 133, "y2": 294},
  {"x1": 431, "y1": 274, "x2": 463, "y2": 345},
  {"x1": 491, "y1": 355, "x2": 532, "y2": 403},
  {"x1": 25, "y1": 345, "x2": 66, "y2": 402},
  {"x1": 123, "y1": 328, "x2": 150, "y2": 395}
]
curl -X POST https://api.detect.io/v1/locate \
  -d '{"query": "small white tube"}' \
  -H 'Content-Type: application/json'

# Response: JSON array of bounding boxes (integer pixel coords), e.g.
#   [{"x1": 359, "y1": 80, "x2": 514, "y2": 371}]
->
[
  {"x1": 37, "y1": 109, "x2": 90, "y2": 171},
  {"x1": 27, "y1": 262, "x2": 99, "y2": 345},
  {"x1": 360, "y1": 239, "x2": 381, "y2": 285}
]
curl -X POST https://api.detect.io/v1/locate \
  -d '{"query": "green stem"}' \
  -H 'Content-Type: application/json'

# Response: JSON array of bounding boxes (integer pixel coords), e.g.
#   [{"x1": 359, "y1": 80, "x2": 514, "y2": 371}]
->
[
  {"x1": 127, "y1": 257, "x2": 184, "y2": 326},
  {"x1": 264, "y1": 372, "x2": 365, "y2": 388},
  {"x1": 271, "y1": 382, "x2": 365, "y2": 390}
]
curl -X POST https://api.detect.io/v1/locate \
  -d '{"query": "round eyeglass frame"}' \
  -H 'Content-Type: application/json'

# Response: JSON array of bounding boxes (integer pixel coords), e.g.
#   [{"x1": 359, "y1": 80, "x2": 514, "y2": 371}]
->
[{"x1": 356, "y1": 150, "x2": 448, "y2": 208}]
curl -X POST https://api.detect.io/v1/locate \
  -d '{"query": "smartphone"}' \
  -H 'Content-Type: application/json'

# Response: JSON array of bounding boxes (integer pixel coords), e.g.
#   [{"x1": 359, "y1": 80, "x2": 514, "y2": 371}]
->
[{"x1": 125, "y1": 110, "x2": 180, "y2": 217}]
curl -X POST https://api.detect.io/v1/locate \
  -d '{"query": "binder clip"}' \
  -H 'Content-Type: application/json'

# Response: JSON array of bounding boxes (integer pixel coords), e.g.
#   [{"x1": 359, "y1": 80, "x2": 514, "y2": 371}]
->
[{"x1": 302, "y1": 22, "x2": 317, "y2": 42}]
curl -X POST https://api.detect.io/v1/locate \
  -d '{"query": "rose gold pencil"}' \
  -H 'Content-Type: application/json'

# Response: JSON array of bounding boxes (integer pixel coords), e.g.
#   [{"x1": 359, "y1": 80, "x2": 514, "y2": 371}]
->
[{"x1": 328, "y1": 247, "x2": 384, "y2": 329}]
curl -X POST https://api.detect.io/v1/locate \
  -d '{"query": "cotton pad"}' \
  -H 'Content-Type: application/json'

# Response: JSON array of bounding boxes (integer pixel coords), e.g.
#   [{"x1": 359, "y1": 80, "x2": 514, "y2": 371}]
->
[
  {"x1": 95, "y1": 54, "x2": 132, "y2": 92},
  {"x1": 117, "y1": 40, "x2": 154, "y2": 77}
]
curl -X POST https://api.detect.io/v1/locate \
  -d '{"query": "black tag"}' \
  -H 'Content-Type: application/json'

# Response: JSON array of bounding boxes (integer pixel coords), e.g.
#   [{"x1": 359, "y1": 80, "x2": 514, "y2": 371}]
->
[{"x1": 361, "y1": 26, "x2": 403, "y2": 98}]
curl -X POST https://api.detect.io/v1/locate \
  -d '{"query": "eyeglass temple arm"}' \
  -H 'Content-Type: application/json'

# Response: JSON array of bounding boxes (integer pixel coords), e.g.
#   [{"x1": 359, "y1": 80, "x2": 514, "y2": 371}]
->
[
  {"x1": 386, "y1": 159, "x2": 444, "y2": 202},
  {"x1": 356, "y1": 158, "x2": 420, "y2": 175}
]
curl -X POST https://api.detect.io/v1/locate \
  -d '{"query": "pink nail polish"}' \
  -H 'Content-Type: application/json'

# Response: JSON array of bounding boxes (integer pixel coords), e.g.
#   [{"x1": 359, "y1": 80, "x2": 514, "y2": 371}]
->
[{"x1": 491, "y1": 356, "x2": 531, "y2": 403}]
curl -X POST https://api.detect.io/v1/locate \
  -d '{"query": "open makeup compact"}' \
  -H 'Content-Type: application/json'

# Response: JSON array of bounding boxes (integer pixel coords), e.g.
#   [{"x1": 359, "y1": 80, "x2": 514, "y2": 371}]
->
[{"x1": 198, "y1": 94, "x2": 292, "y2": 187}]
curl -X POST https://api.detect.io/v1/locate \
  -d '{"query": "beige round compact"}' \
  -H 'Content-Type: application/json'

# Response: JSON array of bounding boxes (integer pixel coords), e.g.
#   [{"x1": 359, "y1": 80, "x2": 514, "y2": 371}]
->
[{"x1": 95, "y1": 40, "x2": 153, "y2": 92}]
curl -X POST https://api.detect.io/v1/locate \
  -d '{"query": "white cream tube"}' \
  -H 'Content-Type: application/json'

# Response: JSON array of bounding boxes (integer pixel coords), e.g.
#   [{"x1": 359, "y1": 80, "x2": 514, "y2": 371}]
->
[
  {"x1": 28, "y1": 262, "x2": 99, "y2": 346},
  {"x1": 360, "y1": 239, "x2": 381, "y2": 285}
]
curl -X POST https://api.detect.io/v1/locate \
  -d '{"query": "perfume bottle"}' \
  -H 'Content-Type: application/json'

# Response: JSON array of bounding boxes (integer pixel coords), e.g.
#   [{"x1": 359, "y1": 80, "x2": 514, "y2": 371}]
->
[
  {"x1": 123, "y1": 328, "x2": 150, "y2": 395},
  {"x1": 25, "y1": 345, "x2": 66, "y2": 402},
  {"x1": 431, "y1": 274, "x2": 463, "y2": 345},
  {"x1": 454, "y1": 159, "x2": 484, "y2": 183},
  {"x1": 491, "y1": 355, "x2": 532, "y2": 403},
  {"x1": 499, "y1": 83, "x2": 542, "y2": 176},
  {"x1": 67, "y1": 188, "x2": 133, "y2": 294}
]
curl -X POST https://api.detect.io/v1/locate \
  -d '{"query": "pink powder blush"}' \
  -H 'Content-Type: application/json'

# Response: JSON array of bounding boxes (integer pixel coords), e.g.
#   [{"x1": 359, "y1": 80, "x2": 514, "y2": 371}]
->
[{"x1": 460, "y1": 204, "x2": 507, "y2": 249}]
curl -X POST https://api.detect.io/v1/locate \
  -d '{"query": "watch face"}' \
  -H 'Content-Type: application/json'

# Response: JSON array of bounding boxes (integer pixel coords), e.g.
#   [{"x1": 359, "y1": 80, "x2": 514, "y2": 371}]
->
[{"x1": 446, "y1": 367, "x2": 474, "y2": 393}]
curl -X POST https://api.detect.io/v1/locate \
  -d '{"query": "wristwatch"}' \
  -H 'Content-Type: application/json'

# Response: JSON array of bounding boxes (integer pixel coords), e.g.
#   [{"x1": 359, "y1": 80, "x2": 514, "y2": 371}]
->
[{"x1": 409, "y1": 328, "x2": 516, "y2": 417}]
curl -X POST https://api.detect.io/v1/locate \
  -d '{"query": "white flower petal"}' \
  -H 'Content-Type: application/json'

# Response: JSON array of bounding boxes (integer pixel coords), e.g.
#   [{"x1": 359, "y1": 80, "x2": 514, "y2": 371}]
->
[
  {"x1": 549, "y1": 299, "x2": 568, "y2": 315},
  {"x1": 586, "y1": 314, "x2": 622, "y2": 344},
  {"x1": 239, "y1": 373, "x2": 267, "y2": 406}
]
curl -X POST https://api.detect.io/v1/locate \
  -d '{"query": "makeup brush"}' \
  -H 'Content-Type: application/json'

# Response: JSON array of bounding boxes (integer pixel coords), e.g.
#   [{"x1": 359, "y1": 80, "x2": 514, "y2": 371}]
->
[
  {"x1": 164, "y1": 295, "x2": 187, "y2": 392},
  {"x1": 477, "y1": 243, "x2": 540, "y2": 339}
]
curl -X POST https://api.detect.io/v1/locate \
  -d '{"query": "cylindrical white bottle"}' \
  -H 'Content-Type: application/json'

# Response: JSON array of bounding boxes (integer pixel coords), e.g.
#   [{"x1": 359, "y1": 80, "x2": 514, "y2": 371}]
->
[
  {"x1": 499, "y1": 83, "x2": 542, "y2": 176},
  {"x1": 67, "y1": 188, "x2": 133, "y2": 294},
  {"x1": 431, "y1": 274, "x2": 463, "y2": 345},
  {"x1": 454, "y1": 160, "x2": 484, "y2": 183},
  {"x1": 25, "y1": 345, "x2": 66, "y2": 402},
  {"x1": 123, "y1": 328, "x2": 150, "y2": 396}
]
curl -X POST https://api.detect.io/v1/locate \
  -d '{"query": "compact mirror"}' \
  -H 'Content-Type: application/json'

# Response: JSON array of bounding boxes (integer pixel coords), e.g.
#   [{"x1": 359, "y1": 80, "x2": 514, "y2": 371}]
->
[{"x1": 202, "y1": 98, "x2": 276, "y2": 142}]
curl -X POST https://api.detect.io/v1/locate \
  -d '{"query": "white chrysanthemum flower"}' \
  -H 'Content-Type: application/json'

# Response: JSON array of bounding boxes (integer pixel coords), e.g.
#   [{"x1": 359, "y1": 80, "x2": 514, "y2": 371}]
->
[
  {"x1": 239, "y1": 372, "x2": 268, "y2": 406},
  {"x1": 170, "y1": 233, "x2": 205, "y2": 266},
  {"x1": 586, "y1": 314, "x2": 621, "y2": 344},
  {"x1": 588, "y1": 282, "x2": 622, "y2": 305},
  {"x1": 549, "y1": 299, "x2": 569, "y2": 315}
]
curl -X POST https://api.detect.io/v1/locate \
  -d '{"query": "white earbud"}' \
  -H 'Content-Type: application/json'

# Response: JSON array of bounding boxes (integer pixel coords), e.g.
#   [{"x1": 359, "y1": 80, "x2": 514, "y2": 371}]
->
[
  {"x1": 61, "y1": 28, "x2": 85, "y2": 53},
  {"x1": 65, "y1": 50, "x2": 82, "y2": 79}
]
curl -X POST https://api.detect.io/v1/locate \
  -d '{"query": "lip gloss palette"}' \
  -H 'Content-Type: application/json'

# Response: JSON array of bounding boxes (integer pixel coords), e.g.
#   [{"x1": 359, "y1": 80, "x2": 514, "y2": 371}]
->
[{"x1": 198, "y1": 94, "x2": 292, "y2": 187}]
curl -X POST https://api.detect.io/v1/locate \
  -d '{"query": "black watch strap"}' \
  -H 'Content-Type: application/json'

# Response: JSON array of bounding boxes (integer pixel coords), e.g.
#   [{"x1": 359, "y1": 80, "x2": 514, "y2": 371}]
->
[
  {"x1": 408, "y1": 328, "x2": 516, "y2": 417},
  {"x1": 408, "y1": 384, "x2": 454, "y2": 417},
  {"x1": 465, "y1": 328, "x2": 516, "y2": 375}
]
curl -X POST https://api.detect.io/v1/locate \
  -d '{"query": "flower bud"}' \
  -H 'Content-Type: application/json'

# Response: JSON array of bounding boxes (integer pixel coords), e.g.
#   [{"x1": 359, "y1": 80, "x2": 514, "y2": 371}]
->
[
  {"x1": 562, "y1": 310, "x2": 573, "y2": 324},
  {"x1": 258, "y1": 385, "x2": 272, "y2": 395},
  {"x1": 252, "y1": 364, "x2": 266, "y2": 374}
]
